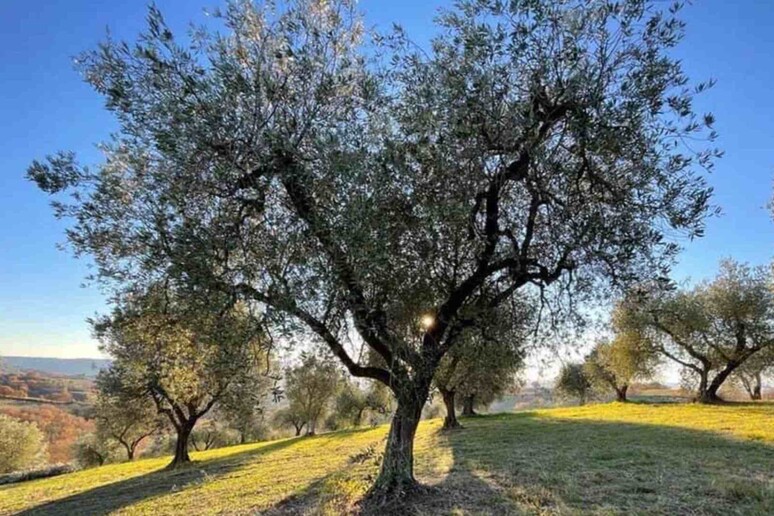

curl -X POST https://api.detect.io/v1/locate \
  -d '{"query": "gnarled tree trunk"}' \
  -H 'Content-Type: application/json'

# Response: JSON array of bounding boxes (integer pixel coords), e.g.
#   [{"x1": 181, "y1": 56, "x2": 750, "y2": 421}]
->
[
  {"x1": 440, "y1": 388, "x2": 460, "y2": 430},
  {"x1": 369, "y1": 385, "x2": 427, "y2": 500},
  {"x1": 615, "y1": 384, "x2": 628, "y2": 402},
  {"x1": 167, "y1": 420, "x2": 195, "y2": 469},
  {"x1": 461, "y1": 395, "x2": 476, "y2": 416}
]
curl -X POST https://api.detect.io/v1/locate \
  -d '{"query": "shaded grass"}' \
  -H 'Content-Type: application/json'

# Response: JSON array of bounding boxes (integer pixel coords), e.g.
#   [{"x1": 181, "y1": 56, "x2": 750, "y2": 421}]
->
[{"x1": 2, "y1": 402, "x2": 774, "y2": 514}]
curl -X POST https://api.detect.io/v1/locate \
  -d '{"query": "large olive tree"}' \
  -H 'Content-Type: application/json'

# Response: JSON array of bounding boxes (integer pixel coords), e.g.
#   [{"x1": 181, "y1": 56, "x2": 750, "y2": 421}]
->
[{"x1": 30, "y1": 0, "x2": 717, "y2": 498}]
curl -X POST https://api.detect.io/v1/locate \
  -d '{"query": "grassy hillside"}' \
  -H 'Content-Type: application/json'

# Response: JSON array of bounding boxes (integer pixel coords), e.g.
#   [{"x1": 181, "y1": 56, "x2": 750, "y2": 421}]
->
[{"x1": 3, "y1": 402, "x2": 774, "y2": 515}]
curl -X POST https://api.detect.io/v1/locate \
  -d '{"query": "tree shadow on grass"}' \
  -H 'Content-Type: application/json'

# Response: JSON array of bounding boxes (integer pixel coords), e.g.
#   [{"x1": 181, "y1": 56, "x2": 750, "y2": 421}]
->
[
  {"x1": 421, "y1": 412, "x2": 774, "y2": 515},
  {"x1": 17, "y1": 437, "x2": 303, "y2": 516}
]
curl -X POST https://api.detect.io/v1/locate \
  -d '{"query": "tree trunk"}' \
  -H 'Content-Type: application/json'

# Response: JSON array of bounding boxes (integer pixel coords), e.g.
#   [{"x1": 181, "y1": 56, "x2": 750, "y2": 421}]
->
[
  {"x1": 461, "y1": 395, "x2": 476, "y2": 416},
  {"x1": 615, "y1": 384, "x2": 628, "y2": 402},
  {"x1": 752, "y1": 373, "x2": 763, "y2": 400},
  {"x1": 127, "y1": 445, "x2": 135, "y2": 461},
  {"x1": 700, "y1": 363, "x2": 739, "y2": 403},
  {"x1": 167, "y1": 421, "x2": 194, "y2": 469},
  {"x1": 440, "y1": 389, "x2": 461, "y2": 430},
  {"x1": 368, "y1": 391, "x2": 425, "y2": 500}
]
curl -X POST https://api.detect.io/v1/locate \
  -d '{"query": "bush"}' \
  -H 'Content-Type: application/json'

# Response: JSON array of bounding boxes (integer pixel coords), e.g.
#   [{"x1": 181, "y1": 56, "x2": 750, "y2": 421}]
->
[{"x1": 0, "y1": 414, "x2": 47, "y2": 474}]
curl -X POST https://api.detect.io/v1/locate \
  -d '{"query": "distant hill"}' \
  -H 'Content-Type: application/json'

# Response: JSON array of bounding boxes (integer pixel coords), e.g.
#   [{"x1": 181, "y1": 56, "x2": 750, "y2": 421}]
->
[{"x1": 0, "y1": 356, "x2": 111, "y2": 377}]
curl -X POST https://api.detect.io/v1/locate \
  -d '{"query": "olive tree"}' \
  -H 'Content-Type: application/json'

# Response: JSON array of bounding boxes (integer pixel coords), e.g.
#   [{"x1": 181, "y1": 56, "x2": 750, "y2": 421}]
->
[
  {"x1": 284, "y1": 352, "x2": 341, "y2": 435},
  {"x1": 583, "y1": 330, "x2": 660, "y2": 402},
  {"x1": 272, "y1": 404, "x2": 308, "y2": 437},
  {"x1": 554, "y1": 362, "x2": 593, "y2": 405},
  {"x1": 619, "y1": 260, "x2": 774, "y2": 403},
  {"x1": 29, "y1": 0, "x2": 718, "y2": 497},
  {"x1": 333, "y1": 381, "x2": 391, "y2": 429},
  {"x1": 94, "y1": 366, "x2": 166, "y2": 460},
  {"x1": 93, "y1": 289, "x2": 271, "y2": 468},
  {"x1": 434, "y1": 304, "x2": 528, "y2": 429},
  {"x1": 732, "y1": 347, "x2": 774, "y2": 400}
]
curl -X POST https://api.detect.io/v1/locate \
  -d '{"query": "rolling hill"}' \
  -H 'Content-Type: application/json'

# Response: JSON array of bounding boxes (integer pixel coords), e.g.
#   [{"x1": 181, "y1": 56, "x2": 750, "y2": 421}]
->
[
  {"x1": 2, "y1": 402, "x2": 774, "y2": 515},
  {"x1": 0, "y1": 357, "x2": 110, "y2": 378}
]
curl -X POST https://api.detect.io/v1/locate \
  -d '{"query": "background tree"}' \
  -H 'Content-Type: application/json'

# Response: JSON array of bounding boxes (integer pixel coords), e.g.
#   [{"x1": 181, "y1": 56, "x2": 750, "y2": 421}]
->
[
  {"x1": 0, "y1": 405, "x2": 91, "y2": 464},
  {"x1": 554, "y1": 363, "x2": 592, "y2": 406},
  {"x1": 732, "y1": 346, "x2": 774, "y2": 400},
  {"x1": 434, "y1": 305, "x2": 527, "y2": 429},
  {"x1": 217, "y1": 354, "x2": 280, "y2": 444},
  {"x1": 619, "y1": 260, "x2": 774, "y2": 403},
  {"x1": 94, "y1": 366, "x2": 164, "y2": 460},
  {"x1": 72, "y1": 433, "x2": 120, "y2": 468},
  {"x1": 30, "y1": 0, "x2": 719, "y2": 497},
  {"x1": 94, "y1": 289, "x2": 271, "y2": 468},
  {"x1": 0, "y1": 414, "x2": 46, "y2": 474},
  {"x1": 333, "y1": 380, "x2": 392, "y2": 429},
  {"x1": 272, "y1": 404, "x2": 308, "y2": 437},
  {"x1": 284, "y1": 353, "x2": 341, "y2": 436},
  {"x1": 583, "y1": 331, "x2": 660, "y2": 402}
]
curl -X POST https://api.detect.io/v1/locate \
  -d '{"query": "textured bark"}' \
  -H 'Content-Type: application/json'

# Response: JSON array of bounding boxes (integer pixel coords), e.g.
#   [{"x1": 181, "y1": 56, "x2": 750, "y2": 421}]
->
[
  {"x1": 461, "y1": 395, "x2": 476, "y2": 416},
  {"x1": 615, "y1": 384, "x2": 628, "y2": 402},
  {"x1": 441, "y1": 389, "x2": 461, "y2": 430},
  {"x1": 369, "y1": 389, "x2": 426, "y2": 500},
  {"x1": 167, "y1": 422, "x2": 194, "y2": 469}
]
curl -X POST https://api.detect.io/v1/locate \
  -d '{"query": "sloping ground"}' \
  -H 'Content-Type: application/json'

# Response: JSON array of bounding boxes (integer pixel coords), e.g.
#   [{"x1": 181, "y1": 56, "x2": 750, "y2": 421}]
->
[{"x1": 3, "y1": 403, "x2": 774, "y2": 515}]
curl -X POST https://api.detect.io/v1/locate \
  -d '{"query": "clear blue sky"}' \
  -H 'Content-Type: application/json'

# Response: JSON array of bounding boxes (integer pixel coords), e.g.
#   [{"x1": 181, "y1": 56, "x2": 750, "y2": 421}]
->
[{"x1": 1, "y1": 1, "x2": 772, "y2": 359}]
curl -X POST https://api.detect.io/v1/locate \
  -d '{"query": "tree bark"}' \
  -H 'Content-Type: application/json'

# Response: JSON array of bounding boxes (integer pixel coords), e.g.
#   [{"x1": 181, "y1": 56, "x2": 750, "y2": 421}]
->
[
  {"x1": 615, "y1": 384, "x2": 628, "y2": 402},
  {"x1": 461, "y1": 395, "x2": 476, "y2": 416},
  {"x1": 167, "y1": 421, "x2": 194, "y2": 469},
  {"x1": 752, "y1": 372, "x2": 763, "y2": 400},
  {"x1": 369, "y1": 390, "x2": 425, "y2": 500},
  {"x1": 699, "y1": 362, "x2": 739, "y2": 403},
  {"x1": 440, "y1": 389, "x2": 461, "y2": 430}
]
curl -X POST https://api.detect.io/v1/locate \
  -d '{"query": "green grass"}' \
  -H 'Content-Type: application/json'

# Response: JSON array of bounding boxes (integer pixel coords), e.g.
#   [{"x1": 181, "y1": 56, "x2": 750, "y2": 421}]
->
[{"x1": 3, "y1": 402, "x2": 774, "y2": 515}]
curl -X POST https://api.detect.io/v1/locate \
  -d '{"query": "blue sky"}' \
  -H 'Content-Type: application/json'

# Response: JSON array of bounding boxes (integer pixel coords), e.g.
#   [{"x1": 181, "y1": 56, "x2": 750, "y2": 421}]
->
[{"x1": 1, "y1": 0, "x2": 773, "y2": 360}]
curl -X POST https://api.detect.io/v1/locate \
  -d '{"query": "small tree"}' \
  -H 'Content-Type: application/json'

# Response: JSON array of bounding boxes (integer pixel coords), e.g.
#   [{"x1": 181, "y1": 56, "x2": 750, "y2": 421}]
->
[
  {"x1": 584, "y1": 332, "x2": 660, "y2": 402},
  {"x1": 732, "y1": 346, "x2": 774, "y2": 400},
  {"x1": 285, "y1": 353, "x2": 341, "y2": 435},
  {"x1": 272, "y1": 404, "x2": 308, "y2": 437},
  {"x1": 94, "y1": 288, "x2": 271, "y2": 468},
  {"x1": 190, "y1": 420, "x2": 239, "y2": 451},
  {"x1": 554, "y1": 363, "x2": 592, "y2": 406},
  {"x1": 333, "y1": 381, "x2": 391, "y2": 428},
  {"x1": 94, "y1": 366, "x2": 165, "y2": 460},
  {"x1": 72, "y1": 433, "x2": 120, "y2": 468},
  {"x1": 434, "y1": 308, "x2": 527, "y2": 429},
  {"x1": 218, "y1": 358, "x2": 280, "y2": 444},
  {"x1": 0, "y1": 415, "x2": 46, "y2": 474}
]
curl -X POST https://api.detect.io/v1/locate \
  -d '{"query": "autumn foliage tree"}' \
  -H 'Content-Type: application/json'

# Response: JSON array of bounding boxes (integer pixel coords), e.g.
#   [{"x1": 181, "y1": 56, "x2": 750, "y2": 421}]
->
[{"x1": 30, "y1": 0, "x2": 719, "y2": 497}]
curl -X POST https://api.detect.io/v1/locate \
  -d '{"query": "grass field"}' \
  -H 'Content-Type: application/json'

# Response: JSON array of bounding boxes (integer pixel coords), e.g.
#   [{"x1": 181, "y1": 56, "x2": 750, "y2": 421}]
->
[{"x1": 3, "y1": 402, "x2": 774, "y2": 515}]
